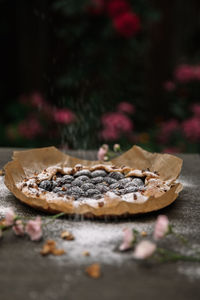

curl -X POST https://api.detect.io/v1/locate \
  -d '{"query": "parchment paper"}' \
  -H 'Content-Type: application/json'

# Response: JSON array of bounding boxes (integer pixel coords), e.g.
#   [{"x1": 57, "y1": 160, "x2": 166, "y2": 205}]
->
[{"x1": 4, "y1": 145, "x2": 183, "y2": 217}]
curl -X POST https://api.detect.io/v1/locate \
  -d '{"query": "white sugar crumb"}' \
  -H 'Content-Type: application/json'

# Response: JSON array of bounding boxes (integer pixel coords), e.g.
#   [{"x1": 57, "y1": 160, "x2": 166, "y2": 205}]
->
[
  {"x1": 178, "y1": 266, "x2": 200, "y2": 281},
  {"x1": 46, "y1": 220, "x2": 152, "y2": 266}
]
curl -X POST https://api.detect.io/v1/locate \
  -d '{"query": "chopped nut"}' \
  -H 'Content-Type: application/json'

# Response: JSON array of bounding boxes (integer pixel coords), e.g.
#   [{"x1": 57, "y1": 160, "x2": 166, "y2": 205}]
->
[
  {"x1": 52, "y1": 175, "x2": 57, "y2": 181},
  {"x1": 98, "y1": 202, "x2": 104, "y2": 208},
  {"x1": 52, "y1": 248, "x2": 65, "y2": 256},
  {"x1": 141, "y1": 231, "x2": 147, "y2": 237},
  {"x1": 133, "y1": 194, "x2": 137, "y2": 200},
  {"x1": 82, "y1": 251, "x2": 90, "y2": 256},
  {"x1": 61, "y1": 231, "x2": 75, "y2": 241},
  {"x1": 36, "y1": 192, "x2": 40, "y2": 197},
  {"x1": 62, "y1": 186, "x2": 67, "y2": 191},
  {"x1": 0, "y1": 169, "x2": 5, "y2": 176},
  {"x1": 40, "y1": 240, "x2": 65, "y2": 256},
  {"x1": 85, "y1": 263, "x2": 101, "y2": 279}
]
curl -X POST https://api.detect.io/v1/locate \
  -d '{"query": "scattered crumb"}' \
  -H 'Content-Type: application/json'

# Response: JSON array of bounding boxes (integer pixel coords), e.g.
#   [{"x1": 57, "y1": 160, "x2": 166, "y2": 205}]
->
[
  {"x1": 141, "y1": 231, "x2": 147, "y2": 237},
  {"x1": 82, "y1": 251, "x2": 90, "y2": 257},
  {"x1": 61, "y1": 231, "x2": 75, "y2": 241},
  {"x1": 85, "y1": 263, "x2": 101, "y2": 279},
  {"x1": 40, "y1": 240, "x2": 65, "y2": 256},
  {"x1": 0, "y1": 170, "x2": 4, "y2": 176}
]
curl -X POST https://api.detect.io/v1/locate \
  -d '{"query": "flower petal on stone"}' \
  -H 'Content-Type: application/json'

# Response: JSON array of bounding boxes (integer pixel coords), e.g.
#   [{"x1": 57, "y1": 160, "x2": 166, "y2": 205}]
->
[
  {"x1": 13, "y1": 220, "x2": 24, "y2": 236},
  {"x1": 119, "y1": 228, "x2": 135, "y2": 251},
  {"x1": 153, "y1": 215, "x2": 169, "y2": 240},
  {"x1": 5, "y1": 208, "x2": 15, "y2": 226},
  {"x1": 133, "y1": 240, "x2": 156, "y2": 259},
  {"x1": 25, "y1": 216, "x2": 42, "y2": 241}
]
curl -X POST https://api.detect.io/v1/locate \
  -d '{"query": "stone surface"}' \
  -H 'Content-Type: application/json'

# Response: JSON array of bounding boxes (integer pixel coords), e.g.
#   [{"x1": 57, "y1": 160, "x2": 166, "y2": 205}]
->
[{"x1": 0, "y1": 148, "x2": 200, "y2": 300}]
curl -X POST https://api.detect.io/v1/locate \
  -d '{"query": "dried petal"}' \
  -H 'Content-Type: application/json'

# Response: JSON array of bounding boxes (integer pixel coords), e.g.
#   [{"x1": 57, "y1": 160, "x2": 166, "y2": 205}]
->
[
  {"x1": 85, "y1": 263, "x2": 101, "y2": 278},
  {"x1": 61, "y1": 231, "x2": 75, "y2": 241},
  {"x1": 119, "y1": 228, "x2": 135, "y2": 251},
  {"x1": 153, "y1": 215, "x2": 169, "y2": 240},
  {"x1": 133, "y1": 240, "x2": 156, "y2": 259}
]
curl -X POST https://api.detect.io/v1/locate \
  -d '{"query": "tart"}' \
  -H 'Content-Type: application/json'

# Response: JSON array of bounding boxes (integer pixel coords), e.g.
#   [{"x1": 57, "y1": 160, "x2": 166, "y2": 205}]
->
[{"x1": 4, "y1": 146, "x2": 183, "y2": 217}]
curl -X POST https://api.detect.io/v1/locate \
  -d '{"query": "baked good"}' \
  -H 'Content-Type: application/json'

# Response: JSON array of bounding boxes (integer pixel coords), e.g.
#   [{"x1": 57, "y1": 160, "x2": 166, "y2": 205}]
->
[{"x1": 4, "y1": 146, "x2": 183, "y2": 217}]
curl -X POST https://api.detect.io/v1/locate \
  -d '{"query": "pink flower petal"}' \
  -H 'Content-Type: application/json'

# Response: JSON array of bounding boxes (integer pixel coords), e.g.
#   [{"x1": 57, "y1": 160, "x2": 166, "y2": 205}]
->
[
  {"x1": 97, "y1": 144, "x2": 109, "y2": 160},
  {"x1": 5, "y1": 208, "x2": 15, "y2": 226},
  {"x1": 133, "y1": 240, "x2": 156, "y2": 259},
  {"x1": 13, "y1": 220, "x2": 25, "y2": 236},
  {"x1": 119, "y1": 228, "x2": 134, "y2": 251},
  {"x1": 153, "y1": 215, "x2": 169, "y2": 240},
  {"x1": 25, "y1": 216, "x2": 42, "y2": 241}
]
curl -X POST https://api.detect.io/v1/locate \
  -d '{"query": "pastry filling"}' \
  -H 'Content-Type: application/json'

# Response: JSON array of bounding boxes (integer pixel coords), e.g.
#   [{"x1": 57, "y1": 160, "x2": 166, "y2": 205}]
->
[
  {"x1": 18, "y1": 164, "x2": 171, "y2": 203},
  {"x1": 38, "y1": 169, "x2": 145, "y2": 200}
]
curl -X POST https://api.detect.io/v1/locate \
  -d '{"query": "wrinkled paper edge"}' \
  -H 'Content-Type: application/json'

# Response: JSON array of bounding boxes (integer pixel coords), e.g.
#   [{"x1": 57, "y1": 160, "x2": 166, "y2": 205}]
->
[{"x1": 4, "y1": 145, "x2": 183, "y2": 217}]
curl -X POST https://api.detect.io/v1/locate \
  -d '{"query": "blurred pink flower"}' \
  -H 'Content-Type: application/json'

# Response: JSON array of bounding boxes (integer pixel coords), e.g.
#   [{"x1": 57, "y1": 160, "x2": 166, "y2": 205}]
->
[
  {"x1": 113, "y1": 11, "x2": 141, "y2": 38},
  {"x1": 106, "y1": 0, "x2": 130, "y2": 18},
  {"x1": 162, "y1": 147, "x2": 181, "y2": 154},
  {"x1": 97, "y1": 144, "x2": 109, "y2": 160},
  {"x1": 191, "y1": 103, "x2": 200, "y2": 118},
  {"x1": 25, "y1": 216, "x2": 42, "y2": 241},
  {"x1": 174, "y1": 64, "x2": 195, "y2": 83},
  {"x1": 117, "y1": 101, "x2": 135, "y2": 114},
  {"x1": 182, "y1": 117, "x2": 200, "y2": 142},
  {"x1": 54, "y1": 108, "x2": 75, "y2": 124},
  {"x1": 153, "y1": 215, "x2": 169, "y2": 240},
  {"x1": 133, "y1": 240, "x2": 156, "y2": 259},
  {"x1": 113, "y1": 143, "x2": 120, "y2": 152},
  {"x1": 158, "y1": 119, "x2": 179, "y2": 144},
  {"x1": 13, "y1": 220, "x2": 24, "y2": 236},
  {"x1": 163, "y1": 81, "x2": 175, "y2": 92},
  {"x1": 102, "y1": 112, "x2": 133, "y2": 131},
  {"x1": 194, "y1": 66, "x2": 200, "y2": 80},
  {"x1": 30, "y1": 92, "x2": 46, "y2": 108},
  {"x1": 5, "y1": 208, "x2": 15, "y2": 226},
  {"x1": 19, "y1": 117, "x2": 43, "y2": 139},
  {"x1": 101, "y1": 112, "x2": 133, "y2": 141},
  {"x1": 101, "y1": 127, "x2": 120, "y2": 141},
  {"x1": 119, "y1": 228, "x2": 134, "y2": 251}
]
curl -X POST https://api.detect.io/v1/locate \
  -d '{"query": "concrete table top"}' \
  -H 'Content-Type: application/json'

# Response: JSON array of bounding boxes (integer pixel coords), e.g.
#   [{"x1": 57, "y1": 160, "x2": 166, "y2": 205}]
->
[{"x1": 0, "y1": 148, "x2": 200, "y2": 300}]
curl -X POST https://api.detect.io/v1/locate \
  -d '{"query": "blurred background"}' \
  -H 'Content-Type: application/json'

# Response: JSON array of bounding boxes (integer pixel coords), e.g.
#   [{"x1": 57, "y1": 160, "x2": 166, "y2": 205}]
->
[{"x1": 1, "y1": 0, "x2": 200, "y2": 153}]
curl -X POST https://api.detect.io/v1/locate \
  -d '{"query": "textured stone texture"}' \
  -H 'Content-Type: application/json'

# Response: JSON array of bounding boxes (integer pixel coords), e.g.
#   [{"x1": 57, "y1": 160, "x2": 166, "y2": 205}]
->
[{"x1": 0, "y1": 148, "x2": 200, "y2": 300}]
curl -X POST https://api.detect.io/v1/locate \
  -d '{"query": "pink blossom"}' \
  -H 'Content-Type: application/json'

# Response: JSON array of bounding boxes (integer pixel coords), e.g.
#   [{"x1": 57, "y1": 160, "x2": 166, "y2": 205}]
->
[
  {"x1": 191, "y1": 103, "x2": 200, "y2": 118},
  {"x1": 19, "y1": 117, "x2": 43, "y2": 139},
  {"x1": 97, "y1": 144, "x2": 109, "y2": 160},
  {"x1": 102, "y1": 112, "x2": 133, "y2": 132},
  {"x1": 113, "y1": 143, "x2": 120, "y2": 152},
  {"x1": 25, "y1": 217, "x2": 42, "y2": 241},
  {"x1": 106, "y1": 0, "x2": 131, "y2": 18},
  {"x1": 113, "y1": 11, "x2": 141, "y2": 38},
  {"x1": 13, "y1": 220, "x2": 24, "y2": 236},
  {"x1": 54, "y1": 108, "x2": 75, "y2": 124},
  {"x1": 101, "y1": 127, "x2": 120, "y2": 141},
  {"x1": 194, "y1": 66, "x2": 200, "y2": 80},
  {"x1": 30, "y1": 92, "x2": 46, "y2": 108},
  {"x1": 117, "y1": 102, "x2": 135, "y2": 114},
  {"x1": 158, "y1": 119, "x2": 179, "y2": 144},
  {"x1": 5, "y1": 208, "x2": 15, "y2": 226},
  {"x1": 133, "y1": 240, "x2": 156, "y2": 259},
  {"x1": 182, "y1": 117, "x2": 200, "y2": 142},
  {"x1": 163, "y1": 81, "x2": 175, "y2": 92},
  {"x1": 174, "y1": 64, "x2": 195, "y2": 83},
  {"x1": 153, "y1": 215, "x2": 169, "y2": 240},
  {"x1": 162, "y1": 147, "x2": 181, "y2": 154},
  {"x1": 119, "y1": 228, "x2": 135, "y2": 251}
]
